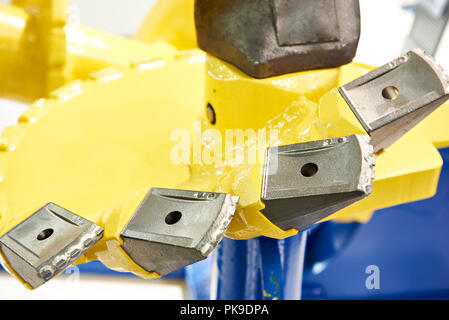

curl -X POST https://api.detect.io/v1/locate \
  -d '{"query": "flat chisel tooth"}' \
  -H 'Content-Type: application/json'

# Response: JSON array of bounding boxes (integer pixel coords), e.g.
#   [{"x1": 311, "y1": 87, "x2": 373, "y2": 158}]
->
[
  {"x1": 339, "y1": 48, "x2": 449, "y2": 153},
  {"x1": 0, "y1": 203, "x2": 103, "y2": 289},
  {"x1": 261, "y1": 135, "x2": 374, "y2": 231},
  {"x1": 120, "y1": 188, "x2": 239, "y2": 276}
]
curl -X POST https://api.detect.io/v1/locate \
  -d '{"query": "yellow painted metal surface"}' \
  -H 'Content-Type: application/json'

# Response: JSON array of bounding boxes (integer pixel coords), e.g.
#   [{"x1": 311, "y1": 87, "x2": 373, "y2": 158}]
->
[
  {"x1": 0, "y1": 2, "x2": 178, "y2": 102},
  {"x1": 135, "y1": 0, "x2": 197, "y2": 50},
  {"x1": 66, "y1": 25, "x2": 177, "y2": 82},
  {"x1": 0, "y1": 1, "x2": 448, "y2": 283},
  {"x1": 9, "y1": 0, "x2": 69, "y2": 98},
  {"x1": 418, "y1": 103, "x2": 449, "y2": 148},
  {"x1": 0, "y1": 49, "x2": 206, "y2": 283}
]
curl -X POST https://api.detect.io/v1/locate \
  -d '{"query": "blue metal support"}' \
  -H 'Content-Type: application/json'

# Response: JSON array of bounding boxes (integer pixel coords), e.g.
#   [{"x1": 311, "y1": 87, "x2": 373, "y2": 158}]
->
[
  {"x1": 216, "y1": 237, "x2": 263, "y2": 300},
  {"x1": 185, "y1": 232, "x2": 307, "y2": 300},
  {"x1": 304, "y1": 222, "x2": 361, "y2": 276},
  {"x1": 214, "y1": 233, "x2": 307, "y2": 300}
]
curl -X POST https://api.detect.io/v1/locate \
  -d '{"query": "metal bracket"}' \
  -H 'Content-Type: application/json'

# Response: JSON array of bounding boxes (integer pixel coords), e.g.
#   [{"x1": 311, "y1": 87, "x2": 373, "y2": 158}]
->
[
  {"x1": 121, "y1": 188, "x2": 239, "y2": 276},
  {"x1": 0, "y1": 203, "x2": 103, "y2": 289},
  {"x1": 339, "y1": 49, "x2": 449, "y2": 152},
  {"x1": 261, "y1": 135, "x2": 375, "y2": 231}
]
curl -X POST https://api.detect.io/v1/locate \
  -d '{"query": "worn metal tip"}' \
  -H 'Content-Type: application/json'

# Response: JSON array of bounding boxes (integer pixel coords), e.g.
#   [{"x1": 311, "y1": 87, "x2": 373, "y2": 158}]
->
[
  {"x1": 340, "y1": 49, "x2": 449, "y2": 152},
  {"x1": 0, "y1": 203, "x2": 103, "y2": 289},
  {"x1": 261, "y1": 134, "x2": 375, "y2": 231},
  {"x1": 120, "y1": 188, "x2": 239, "y2": 276}
]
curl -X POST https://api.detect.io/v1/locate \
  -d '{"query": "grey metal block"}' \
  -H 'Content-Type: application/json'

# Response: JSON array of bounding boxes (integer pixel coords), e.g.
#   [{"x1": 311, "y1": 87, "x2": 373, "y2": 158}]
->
[
  {"x1": 261, "y1": 135, "x2": 375, "y2": 231},
  {"x1": 195, "y1": 0, "x2": 361, "y2": 78},
  {"x1": 0, "y1": 203, "x2": 103, "y2": 289},
  {"x1": 121, "y1": 188, "x2": 239, "y2": 276},
  {"x1": 340, "y1": 49, "x2": 449, "y2": 152}
]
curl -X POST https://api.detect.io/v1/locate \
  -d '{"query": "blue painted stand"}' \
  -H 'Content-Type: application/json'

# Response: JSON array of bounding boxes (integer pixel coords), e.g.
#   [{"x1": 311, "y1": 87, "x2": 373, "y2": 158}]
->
[{"x1": 185, "y1": 233, "x2": 307, "y2": 300}]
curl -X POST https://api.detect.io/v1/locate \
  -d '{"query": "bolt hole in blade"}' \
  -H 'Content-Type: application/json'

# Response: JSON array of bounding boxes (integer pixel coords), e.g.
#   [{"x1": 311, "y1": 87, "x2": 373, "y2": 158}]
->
[
  {"x1": 165, "y1": 211, "x2": 182, "y2": 225},
  {"x1": 301, "y1": 163, "x2": 319, "y2": 177},
  {"x1": 382, "y1": 86, "x2": 399, "y2": 100},
  {"x1": 37, "y1": 228, "x2": 54, "y2": 241}
]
